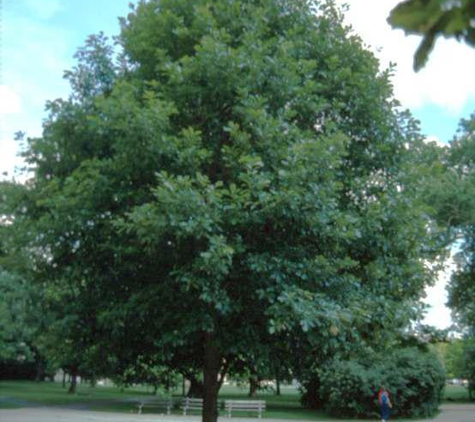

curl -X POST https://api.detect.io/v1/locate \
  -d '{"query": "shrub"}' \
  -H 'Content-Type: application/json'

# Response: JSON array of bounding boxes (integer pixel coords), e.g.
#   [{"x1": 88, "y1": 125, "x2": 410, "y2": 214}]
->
[{"x1": 319, "y1": 348, "x2": 445, "y2": 418}]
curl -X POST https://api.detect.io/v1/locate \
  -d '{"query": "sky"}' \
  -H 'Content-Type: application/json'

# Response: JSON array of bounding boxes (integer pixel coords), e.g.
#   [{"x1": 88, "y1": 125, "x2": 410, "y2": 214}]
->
[{"x1": 1, "y1": 0, "x2": 474, "y2": 329}]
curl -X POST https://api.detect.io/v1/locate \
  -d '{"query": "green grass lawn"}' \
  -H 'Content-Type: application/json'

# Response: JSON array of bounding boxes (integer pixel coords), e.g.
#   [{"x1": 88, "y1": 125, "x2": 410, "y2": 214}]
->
[
  {"x1": 0, "y1": 381, "x2": 352, "y2": 420},
  {"x1": 0, "y1": 380, "x2": 149, "y2": 410},
  {"x1": 2, "y1": 380, "x2": 471, "y2": 419},
  {"x1": 442, "y1": 384, "x2": 472, "y2": 403}
]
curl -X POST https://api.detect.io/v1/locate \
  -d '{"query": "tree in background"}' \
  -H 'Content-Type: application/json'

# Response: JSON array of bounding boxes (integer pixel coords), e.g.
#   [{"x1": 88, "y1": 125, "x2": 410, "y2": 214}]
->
[
  {"x1": 445, "y1": 114, "x2": 475, "y2": 332},
  {"x1": 446, "y1": 114, "x2": 475, "y2": 399},
  {"x1": 9, "y1": 1, "x2": 444, "y2": 421},
  {"x1": 0, "y1": 182, "x2": 53, "y2": 381},
  {"x1": 388, "y1": 0, "x2": 475, "y2": 71},
  {"x1": 433, "y1": 339, "x2": 465, "y2": 380},
  {"x1": 418, "y1": 112, "x2": 474, "y2": 399},
  {"x1": 0, "y1": 270, "x2": 37, "y2": 378},
  {"x1": 462, "y1": 339, "x2": 475, "y2": 399}
]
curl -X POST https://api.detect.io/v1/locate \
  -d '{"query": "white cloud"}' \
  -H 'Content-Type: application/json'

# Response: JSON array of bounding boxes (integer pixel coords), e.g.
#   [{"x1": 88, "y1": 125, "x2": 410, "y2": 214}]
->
[
  {"x1": 0, "y1": 138, "x2": 25, "y2": 181},
  {"x1": 424, "y1": 135, "x2": 447, "y2": 148},
  {"x1": 0, "y1": 86, "x2": 21, "y2": 114},
  {"x1": 24, "y1": 0, "x2": 64, "y2": 20},
  {"x1": 423, "y1": 255, "x2": 456, "y2": 329},
  {"x1": 340, "y1": 0, "x2": 475, "y2": 114},
  {"x1": 395, "y1": 40, "x2": 475, "y2": 113}
]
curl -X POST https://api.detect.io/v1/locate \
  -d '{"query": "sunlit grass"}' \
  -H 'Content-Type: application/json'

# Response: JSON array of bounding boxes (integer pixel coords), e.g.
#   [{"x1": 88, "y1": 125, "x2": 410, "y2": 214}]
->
[
  {"x1": 442, "y1": 384, "x2": 471, "y2": 403},
  {"x1": 0, "y1": 381, "x2": 346, "y2": 420},
  {"x1": 2, "y1": 381, "x2": 470, "y2": 419}
]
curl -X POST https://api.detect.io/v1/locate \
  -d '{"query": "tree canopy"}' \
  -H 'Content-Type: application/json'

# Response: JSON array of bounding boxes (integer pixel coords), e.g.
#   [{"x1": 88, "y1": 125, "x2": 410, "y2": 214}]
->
[{"x1": 8, "y1": 1, "x2": 445, "y2": 420}]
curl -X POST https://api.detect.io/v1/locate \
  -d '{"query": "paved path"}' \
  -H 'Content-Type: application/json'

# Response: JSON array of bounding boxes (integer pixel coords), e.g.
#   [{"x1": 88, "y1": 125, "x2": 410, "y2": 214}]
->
[
  {"x1": 434, "y1": 404, "x2": 475, "y2": 422},
  {"x1": 0, "y1": 404, "x2": 474, "y2": 422}
]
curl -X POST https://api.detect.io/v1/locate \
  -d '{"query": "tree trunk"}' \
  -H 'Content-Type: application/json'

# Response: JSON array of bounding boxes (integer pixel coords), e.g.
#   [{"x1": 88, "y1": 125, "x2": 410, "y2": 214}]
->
[
  {"x1": 182, "y1": 375, "x2": 186, "y2": 397},
  {"x1": 68, "y1": 369, "x2": 78, "y2": 394},
  {"x1": 275, "y1": 363, "x2": 281, "y2": 396},
  {"x1": 202, "y1": 333, "x2": 221, "y2": 422},
  {"x1": 302, "y1": 377, "x2": 323, "y2": 409},
  {"x1": 62, "y1": 371, "x2": 66, "y2": 388},
  {"x1": 249, "y1": 376, "x2": 259, "y2": 397},
  {"x1": 187, "y1": 375, "x2": 204, "y2": 398},
  {"x1": 34, "y1": 356, "x2": 45, "y2": 382},
  {"x1": 165, "y1": 374, "x2": 171, "y2": 393}
]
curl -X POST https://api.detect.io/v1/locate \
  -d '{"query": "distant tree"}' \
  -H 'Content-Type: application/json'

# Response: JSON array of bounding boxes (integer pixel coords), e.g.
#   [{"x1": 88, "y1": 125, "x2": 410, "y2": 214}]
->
[
  {"x1": 419, "y1": 112, "x2": 474, "y2": 398},
  {"x1": 0, "y1": 183, "x2": 52, "y2": 381},
  {"x1": 433, "y1": 340, "x2": 465, "y2": 379},
  {"x1": 442, "y1": 114, "x2": 475, "y2": 331},
  {"x1": 388, "y1": 0, "x2": 475, "y2": 71},
  {"x1": 0, "y1": 270, "x2": 34, "y2": 363},
  {"x1": 463, "y1": 338, "x2": 475, "y2": 399}
]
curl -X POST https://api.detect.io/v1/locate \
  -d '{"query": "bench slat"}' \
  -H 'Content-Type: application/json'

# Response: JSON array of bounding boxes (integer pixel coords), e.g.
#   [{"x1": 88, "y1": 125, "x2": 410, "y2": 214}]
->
[
  {"x1": 225, "y1": 400, "x2": 266, "y2": 418},
  {"x1": 182, "y1": 397, "x2": 204, "y2": 415},
  {"x1": 225, "y1": 401, "x2": 266, "y2": 406},
  {"x1": 137, "y1": 398, "x2": 173, "y2": 415}
]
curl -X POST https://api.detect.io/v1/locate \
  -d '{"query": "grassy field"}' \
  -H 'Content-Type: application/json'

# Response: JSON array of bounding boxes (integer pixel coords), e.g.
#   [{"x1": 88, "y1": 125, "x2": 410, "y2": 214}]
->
[
  {"x1": 0, "y1": 380, "x2": 472, "y2": 419},
  {"x1": 0, "y1": 381, "x2": 345, "y2": 420},
  {"x1": 442, "y1": 384, "x2": 472, "y2": 402},
  {"x1": 0, "y1": 381, "x2": 151, "y2": 410}
]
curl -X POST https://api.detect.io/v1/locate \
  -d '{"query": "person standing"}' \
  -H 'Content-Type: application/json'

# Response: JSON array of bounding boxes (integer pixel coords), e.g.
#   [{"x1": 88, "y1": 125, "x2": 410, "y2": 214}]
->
[{"x1": 378, "y1": 386, "x2": 392, "y2": 422}]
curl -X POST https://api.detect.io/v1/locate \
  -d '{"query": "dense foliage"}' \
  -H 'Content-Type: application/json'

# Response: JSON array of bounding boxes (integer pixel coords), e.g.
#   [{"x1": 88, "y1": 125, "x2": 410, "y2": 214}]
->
[
  {"x1": 5, "y1": 1, "x2": 446, "y2": 420},
  {"x1": 433, "y1": 339, "x2": 465, "y2": 379},
  {"x1": 319, "y1": 348, "x2": 446, "y2": 418}
]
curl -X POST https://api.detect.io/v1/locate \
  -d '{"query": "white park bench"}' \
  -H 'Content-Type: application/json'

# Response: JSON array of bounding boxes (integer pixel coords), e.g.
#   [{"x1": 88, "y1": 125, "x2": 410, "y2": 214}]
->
[
  {"x1": 224, "y1": 399, "x2": 266, "y2": 418},
  {"x1": 182, "y1": 397, "x2": 203, "y2": 415},
  {"x1": 137, "y1": 397, "x2": 174, "y2": 415}
]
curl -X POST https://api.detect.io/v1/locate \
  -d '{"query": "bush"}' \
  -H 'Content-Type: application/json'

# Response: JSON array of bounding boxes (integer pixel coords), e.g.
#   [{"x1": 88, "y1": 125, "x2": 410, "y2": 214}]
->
[
  {"x1": 319, "y1": 348, "x2": 445, "y2": 418},
  {"x1": 318, "y1": 359, "x2": 381, "y2": 418}
]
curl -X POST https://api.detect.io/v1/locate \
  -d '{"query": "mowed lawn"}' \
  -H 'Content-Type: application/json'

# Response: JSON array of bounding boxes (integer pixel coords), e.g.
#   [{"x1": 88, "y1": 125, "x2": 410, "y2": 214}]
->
[
  {"x1": 0, "y1": 380, "x2": 148, "y2": 409},
  {"x1": 442, "y1": 384, "x2": 472, "y2": 402},
  {"x1": 0, "y1": 381, "x2": 472, "y2": 420},
  {"x1": 0, "y1": 381, "x2": 339, "y2": 420}
]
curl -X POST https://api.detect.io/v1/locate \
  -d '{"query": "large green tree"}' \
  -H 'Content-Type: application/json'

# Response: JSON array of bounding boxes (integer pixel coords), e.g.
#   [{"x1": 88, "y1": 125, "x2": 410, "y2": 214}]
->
[{"x1": 12, "y1": 1, "x2": 442, "y2": 421}]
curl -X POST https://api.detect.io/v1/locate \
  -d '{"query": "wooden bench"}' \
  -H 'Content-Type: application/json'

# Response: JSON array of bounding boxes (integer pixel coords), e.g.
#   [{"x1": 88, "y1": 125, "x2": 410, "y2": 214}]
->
[
  {"x1": 225, "y1": 400, "x2": 266, "y2": 418},
  {"x1": 182, "y1": 397, "x2": 203, "y2": 415},
  {"x1": 137, "y1": 397, "x2": 174, "y2": 415}
]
